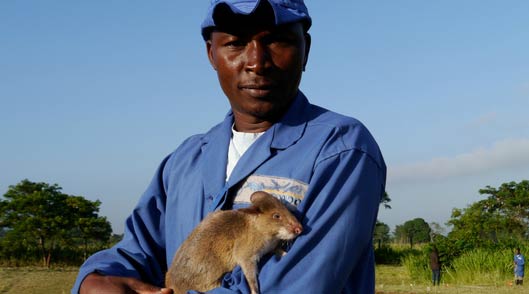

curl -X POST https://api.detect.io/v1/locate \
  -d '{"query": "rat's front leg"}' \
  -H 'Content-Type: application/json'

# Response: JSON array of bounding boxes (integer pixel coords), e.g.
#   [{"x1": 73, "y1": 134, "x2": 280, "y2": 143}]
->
[{"x1": 238, "y1": 259, "x2": 260, "y2": 294}]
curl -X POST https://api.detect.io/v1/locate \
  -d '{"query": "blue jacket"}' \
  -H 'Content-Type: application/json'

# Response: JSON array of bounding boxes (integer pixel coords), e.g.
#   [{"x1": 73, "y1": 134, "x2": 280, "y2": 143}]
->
[
  {"x1": 515, "y1": 254, "x2": 525, "y2": 277},
  {"x1": 72, "y1": 92, "x2": 386, "y2": 294}
]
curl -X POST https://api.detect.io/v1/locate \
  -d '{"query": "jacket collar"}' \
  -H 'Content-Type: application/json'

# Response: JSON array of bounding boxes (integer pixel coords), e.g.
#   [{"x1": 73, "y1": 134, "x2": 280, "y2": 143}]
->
[
  {"x1": 270, "y1": 91, "x2": 310, "y2": 150},
  {"x1": 201, "y1": 91, "x2": 310, "y2": 201},
  {"x1": 200, "y1": 115, "x2": 232, "y2": 200}
]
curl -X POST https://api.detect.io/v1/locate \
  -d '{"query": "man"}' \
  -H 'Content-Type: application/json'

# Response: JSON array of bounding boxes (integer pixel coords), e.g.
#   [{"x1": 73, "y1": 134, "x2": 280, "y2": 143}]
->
[
  {"x1": 73, "y1": 1, "x2": 386, "y2": 293},
  {"x1": 514, "y1": 248, "x2": 525, "y2": 286},
  {"x1": 429, "y1": 246, "x2": 441, "y2": 286}
]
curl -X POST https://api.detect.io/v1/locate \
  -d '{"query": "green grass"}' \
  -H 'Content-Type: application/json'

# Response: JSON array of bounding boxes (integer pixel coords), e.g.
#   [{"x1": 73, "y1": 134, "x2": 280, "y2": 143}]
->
[
  {"x1": 376, "y1": 265, "x2": 528, "y2": 294},
  {"x1": 0, "y1": 267, "x2": 78, "y2": 294},
  {"x1": 0, "y1": 265, "x2": 527, "y2": 294}
]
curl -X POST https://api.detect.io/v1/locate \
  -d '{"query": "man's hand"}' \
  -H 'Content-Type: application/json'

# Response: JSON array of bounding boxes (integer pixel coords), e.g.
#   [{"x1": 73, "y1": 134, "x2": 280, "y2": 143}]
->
[{"x1": 79, "y1": 273, "x2": 173, "y2": 294}]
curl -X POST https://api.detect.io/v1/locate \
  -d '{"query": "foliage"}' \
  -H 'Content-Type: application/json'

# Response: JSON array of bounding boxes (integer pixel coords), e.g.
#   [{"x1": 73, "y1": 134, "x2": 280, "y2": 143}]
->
[
  {"x1": 380, "y1": 191, "x2": 391, "y2": 209},
  {"x1": 64, "y1": 196, "x2": 112, "y2": 259},
  {"x1": 394, "y1": 218, "x2": 431, "y2": 247},
  {"x1": 378, "y1": 180, "x2": 529, "y2": 290},
  {"x1": 402, "y1": 250, "x2": 431, "y2": 282},
  {"x1": 447, "y1": 180, "x2": 529, "y2": 248},
  {"x1": 377, "y1": 264, "x2": 529, "y2": 294},
  {"x1": 374, "y1": 221, "x2": 391, "y2": 248},
  {"x1": 375, "y1": 243, "x2": 422, "y2": 265},
  {"x1": 109, "y1": 234, "x2": 124, "y2": 246},
  {"x1": 446, "y1": 248, "x2": 513, "y2": 284},
  {"x1": 402, "y1": 244, "x2": 529, "y2": 286},
  {"x1": 374, "y1": 191, "x2": 391, "y2": 248},
  {"x1": 428, "y1": 234, "x2": 466, "y2": 266},
  {"x1": 0, "y1": 179, "x2": 112, "y2": 267}
]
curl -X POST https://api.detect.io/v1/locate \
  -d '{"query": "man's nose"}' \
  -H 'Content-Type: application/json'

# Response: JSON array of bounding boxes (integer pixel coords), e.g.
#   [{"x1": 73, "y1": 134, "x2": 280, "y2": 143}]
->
[{"x1": 244, "y1": 40, "x2": 271, "y2": 74}]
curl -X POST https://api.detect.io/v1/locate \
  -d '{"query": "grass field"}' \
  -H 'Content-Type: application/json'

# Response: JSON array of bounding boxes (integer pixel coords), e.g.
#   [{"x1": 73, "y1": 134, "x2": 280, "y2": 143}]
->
[
  {"x1": 376, "y1": 265, "x2": 528, "y2": 294},
  {"x1": 0, "y1": 267, "x2": 78, "y2": 294},
  {"x1": 1, "y1": 265, "x2": 527, "y2": 294}
]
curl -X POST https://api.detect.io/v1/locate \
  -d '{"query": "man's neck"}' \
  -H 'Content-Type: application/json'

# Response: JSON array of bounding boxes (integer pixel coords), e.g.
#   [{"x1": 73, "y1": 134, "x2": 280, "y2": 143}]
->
[{"x1": 232, "y1": 113, "x2": 275, "y2": 133}]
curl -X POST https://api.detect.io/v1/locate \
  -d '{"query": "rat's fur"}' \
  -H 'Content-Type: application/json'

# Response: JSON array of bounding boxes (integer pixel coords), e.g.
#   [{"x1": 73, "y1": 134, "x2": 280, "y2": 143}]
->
[{"x1": 165, "y1": 191, "x2": 303, "y2": 294}]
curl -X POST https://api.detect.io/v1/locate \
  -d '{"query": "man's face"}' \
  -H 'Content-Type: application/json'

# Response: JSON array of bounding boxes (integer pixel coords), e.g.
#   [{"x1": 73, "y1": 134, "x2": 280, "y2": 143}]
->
[{"x1": 207, "y1": 22, "x2": 310, "y2": 128}]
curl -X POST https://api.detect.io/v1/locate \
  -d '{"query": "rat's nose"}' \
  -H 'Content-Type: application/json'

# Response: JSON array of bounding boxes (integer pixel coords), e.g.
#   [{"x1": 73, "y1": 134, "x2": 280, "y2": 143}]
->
[{"x1": 293, "y1": 225, "x2": 303, "y2": 235}]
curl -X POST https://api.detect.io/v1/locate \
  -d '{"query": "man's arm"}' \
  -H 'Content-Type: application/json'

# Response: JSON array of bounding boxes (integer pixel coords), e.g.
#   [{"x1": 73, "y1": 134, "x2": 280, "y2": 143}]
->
[{"x1": 72, "y1": 156, "x2": 171, "y2": 294}]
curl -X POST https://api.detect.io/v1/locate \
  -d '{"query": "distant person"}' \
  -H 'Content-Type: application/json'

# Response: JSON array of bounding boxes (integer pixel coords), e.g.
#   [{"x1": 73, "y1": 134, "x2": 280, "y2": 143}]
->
[
  {"x1": 430, "y1": 246, "x2": 441, "y2": 286},
  {"x1": 71, "y1": 0, "x2": 386, "y2": 293},
  {"x1": 514, "y1": 247, "x2": 525, "y2": 285}
]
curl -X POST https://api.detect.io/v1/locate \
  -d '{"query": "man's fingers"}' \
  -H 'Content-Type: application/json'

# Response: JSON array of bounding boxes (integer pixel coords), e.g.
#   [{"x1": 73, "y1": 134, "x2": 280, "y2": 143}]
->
[
  {"x1": 128, "y1": 278, "x2": 173, "y2": 294},
  {"x1": 136, "y1": 287, "x2": 172, "y2": 294},
  {"x1": 80, "y1": 273, "x2": 173, "y2": 294}
]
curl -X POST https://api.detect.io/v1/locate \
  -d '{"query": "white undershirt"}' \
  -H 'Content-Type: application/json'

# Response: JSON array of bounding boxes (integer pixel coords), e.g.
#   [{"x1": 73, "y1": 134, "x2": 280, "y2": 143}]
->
[{"x1": 226, "y1": 125, "x2": 264, "y2": 181}]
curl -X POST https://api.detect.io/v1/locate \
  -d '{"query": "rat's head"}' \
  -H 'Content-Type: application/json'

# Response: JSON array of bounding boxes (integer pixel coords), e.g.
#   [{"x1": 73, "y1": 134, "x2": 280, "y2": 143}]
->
[{"x1": 249, "y1": 191, "x2": 303, "y2": 240}]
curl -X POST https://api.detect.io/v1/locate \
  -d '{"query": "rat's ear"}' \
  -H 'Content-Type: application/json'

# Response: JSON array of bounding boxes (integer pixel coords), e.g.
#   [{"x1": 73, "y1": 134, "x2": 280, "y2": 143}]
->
[
  {"x1": 250, "y1": 191, "x2": 277, "y2": 211},
  {"x1": 250, "y1": 191, "x2": 268, "y2": 204}
]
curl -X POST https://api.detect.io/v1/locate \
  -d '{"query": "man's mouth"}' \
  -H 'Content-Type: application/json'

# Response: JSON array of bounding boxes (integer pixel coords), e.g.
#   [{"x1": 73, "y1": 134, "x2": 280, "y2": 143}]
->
[{"x1": 239, "y1": 82, "x2": 277, "y2": 98}]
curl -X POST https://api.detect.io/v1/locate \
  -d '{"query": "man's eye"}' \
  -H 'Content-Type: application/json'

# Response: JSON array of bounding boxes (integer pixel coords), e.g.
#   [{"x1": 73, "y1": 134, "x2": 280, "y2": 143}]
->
[
  {"x1": 225, "y1": 40, "x2": 246, "y2": 48},
  {"x1": 266, "y1": 36, "x2": 297, "y2": 48}
]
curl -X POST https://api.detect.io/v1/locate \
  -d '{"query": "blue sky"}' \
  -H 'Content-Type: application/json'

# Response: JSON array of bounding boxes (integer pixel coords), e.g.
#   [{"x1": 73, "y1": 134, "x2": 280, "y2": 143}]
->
[{"x1": 1, "y1": 1, "x2": 529, "y2": 234}]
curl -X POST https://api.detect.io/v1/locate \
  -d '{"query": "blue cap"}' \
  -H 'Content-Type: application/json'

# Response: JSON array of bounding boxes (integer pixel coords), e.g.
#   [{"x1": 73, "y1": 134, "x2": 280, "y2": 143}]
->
[{"x1": 201, "y1": 0, "x2": 311, "y2": 40}]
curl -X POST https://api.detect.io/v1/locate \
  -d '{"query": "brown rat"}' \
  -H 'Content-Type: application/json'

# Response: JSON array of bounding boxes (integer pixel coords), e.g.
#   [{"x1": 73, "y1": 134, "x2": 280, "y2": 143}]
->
[{"x1": 165, "y1": 191, "x2": 303, "y2": 294}]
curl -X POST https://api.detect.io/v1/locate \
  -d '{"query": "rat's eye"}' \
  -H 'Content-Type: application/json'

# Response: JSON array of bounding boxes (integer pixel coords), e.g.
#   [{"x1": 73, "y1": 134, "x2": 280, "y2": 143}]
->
[{"x1": 273, "y1": 213, "x2": 281, "y2": 219}]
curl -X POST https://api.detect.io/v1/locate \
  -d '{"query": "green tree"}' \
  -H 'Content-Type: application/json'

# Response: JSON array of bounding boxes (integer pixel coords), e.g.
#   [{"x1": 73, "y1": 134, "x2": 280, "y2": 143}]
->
[
  {"x1": 479, "y1": 180, "x2": 529, "y2": 238},
  {"x1": 65, "y1": 196, "x2": 112, "y2": 259},
  {"x1": 447, "y1": 180, "x2": 529, "y2": 247},
  {"x1": 374, "y1": 191, "x2": 391, "y2": 248},
  {"x1": 0, "y1": 179, "x2": 112, "y2": 267},
  {"x1": 109, "y1": 233, "x2": 124, "y2": 246},
  {"x1": 380, "y1": 191, "x2": 391, "y2": 209},
  {"x1": 394, "y1": 218, "x2": 431, "y2": 248},
  {"x1": 373, "y1": 221, "x2": 391, "y2": 248}
]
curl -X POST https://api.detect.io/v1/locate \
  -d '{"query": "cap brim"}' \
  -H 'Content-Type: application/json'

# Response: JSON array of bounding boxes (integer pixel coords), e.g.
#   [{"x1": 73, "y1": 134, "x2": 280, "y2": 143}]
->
[{"x1": 201, "y1": 0, "x2": 311, "y2": 40}]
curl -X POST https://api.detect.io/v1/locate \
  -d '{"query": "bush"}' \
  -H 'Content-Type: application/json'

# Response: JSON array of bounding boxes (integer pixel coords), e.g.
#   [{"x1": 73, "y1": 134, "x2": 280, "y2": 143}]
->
[
  {"x1": 401, "y1": 242, "x2": 529, "y2": 285},
  {"x1": 375, "y1": 244, "x2": 423, "y2": 265},
  {"x1": 0, "y1": 242, "x2": 111, "y2": 267},
  {"x1": 445, "y1": 248, "x2": 512, "y2": 285},
  {"x1": 375, "y1": 246, "x2": 402, "y2": 265},
  {"x1": 402, "y1": 250, "x2": 430, "y2": 282}
]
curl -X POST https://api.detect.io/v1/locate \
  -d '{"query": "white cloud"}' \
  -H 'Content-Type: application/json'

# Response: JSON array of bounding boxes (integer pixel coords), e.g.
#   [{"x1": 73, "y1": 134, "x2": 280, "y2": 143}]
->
[{"x1": 388, "y1": 138, "x2": 529, "y2": 184}]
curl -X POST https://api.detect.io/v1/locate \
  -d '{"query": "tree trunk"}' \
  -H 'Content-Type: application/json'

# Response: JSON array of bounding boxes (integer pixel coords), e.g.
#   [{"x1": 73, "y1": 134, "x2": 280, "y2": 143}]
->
[
  {"x1": 84, "y1": 238, "x2": 88, "y2": 260},
  {"x1": 45, "y1": 251, "x2": 52, "y2": 268},
  {"x1": 38, "y1": 236, "x2": 46, "y2": 267},
  {"x1": 38, "y1": 236, "x2": 52, "y2": 268}
]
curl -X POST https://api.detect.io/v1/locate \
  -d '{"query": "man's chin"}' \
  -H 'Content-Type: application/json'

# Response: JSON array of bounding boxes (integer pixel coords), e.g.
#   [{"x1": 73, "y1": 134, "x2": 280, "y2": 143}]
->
[{"x1": 249, "y1": 104, "x2": 289, "y2": 122}]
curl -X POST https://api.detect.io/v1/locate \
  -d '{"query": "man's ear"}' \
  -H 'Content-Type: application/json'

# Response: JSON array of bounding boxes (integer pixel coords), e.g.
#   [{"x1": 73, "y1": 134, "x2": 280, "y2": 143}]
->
[
  {"x1": 206, "y1": 40, "x2": 217, "y2": 71},
  {"x1": 302, "y1": 33, "x2": 311, "y2": 71}
]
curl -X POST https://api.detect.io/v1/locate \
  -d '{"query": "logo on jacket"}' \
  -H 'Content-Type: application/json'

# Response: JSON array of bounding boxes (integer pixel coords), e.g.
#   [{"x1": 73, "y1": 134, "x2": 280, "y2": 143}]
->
[{"x1": 234, "y1": 174, "x2": 308, "y2": 208}]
